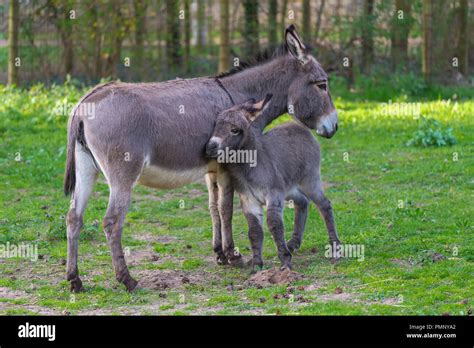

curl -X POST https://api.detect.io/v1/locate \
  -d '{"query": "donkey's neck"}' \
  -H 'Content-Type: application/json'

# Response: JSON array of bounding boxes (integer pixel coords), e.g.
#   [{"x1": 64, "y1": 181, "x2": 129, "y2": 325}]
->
[{"x1": 220, "y1": 56, "x2": 299, "y2": 131}]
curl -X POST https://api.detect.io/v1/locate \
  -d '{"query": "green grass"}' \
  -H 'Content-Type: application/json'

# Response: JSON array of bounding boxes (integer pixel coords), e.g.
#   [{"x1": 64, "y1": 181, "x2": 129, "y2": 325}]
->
[{"x1": 0, "y1": 79, "x2": 473, "y2": 315}]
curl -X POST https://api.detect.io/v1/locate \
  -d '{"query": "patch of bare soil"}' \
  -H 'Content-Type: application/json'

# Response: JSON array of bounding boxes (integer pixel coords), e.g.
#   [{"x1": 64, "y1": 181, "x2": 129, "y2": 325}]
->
[
  {"x1": 0, "y1": 287, "x2": 60, "y2": 315},
  {"x1": 125, "y1": 249, "x2": 160, "y2": 266},
  {"x1": 137, "y1": 270, "x2": 219, "y2": 290},
  {"x1": 245, "y1": 268, "x2": 305, "y2": 288},
  {"x1": 0, "y1": 287, "x2": 29, "y2": 300},
  {"x1": 317, "y1": 292, "x2": 359, "y2": 302}
]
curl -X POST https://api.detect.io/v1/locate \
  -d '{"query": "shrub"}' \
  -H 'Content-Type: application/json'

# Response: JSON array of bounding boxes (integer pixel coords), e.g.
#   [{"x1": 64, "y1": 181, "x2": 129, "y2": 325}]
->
[{"x1": 406, "y1": 117, "x2": 457, "y2": 147}]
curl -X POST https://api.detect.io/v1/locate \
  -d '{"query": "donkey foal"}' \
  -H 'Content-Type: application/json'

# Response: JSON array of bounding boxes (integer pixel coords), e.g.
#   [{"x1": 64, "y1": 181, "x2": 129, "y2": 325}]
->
[{"x1": 206, "y1": 95, "x2": 341, "y2": 270}]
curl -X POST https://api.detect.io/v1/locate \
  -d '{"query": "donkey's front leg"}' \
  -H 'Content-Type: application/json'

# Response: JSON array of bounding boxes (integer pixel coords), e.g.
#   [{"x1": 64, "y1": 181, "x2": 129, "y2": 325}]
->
[
  {"x1": 205, "y1": 172, "x2": 227, "y2": 265},
  {"x1": 266, "y1": 197, "x2": 292, "y2": 269},
  {"x1": 217, "y1": 170, "x2": 244, "y2": 267},
  {"x1": 103, "y1": 188, "x2": 137, "y2": 291}
]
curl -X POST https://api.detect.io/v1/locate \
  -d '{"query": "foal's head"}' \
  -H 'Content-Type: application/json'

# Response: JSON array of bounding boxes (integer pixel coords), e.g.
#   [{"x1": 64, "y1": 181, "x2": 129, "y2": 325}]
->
[{"x1": 205, "y1": 94, "x2": 273, "y2": 158}]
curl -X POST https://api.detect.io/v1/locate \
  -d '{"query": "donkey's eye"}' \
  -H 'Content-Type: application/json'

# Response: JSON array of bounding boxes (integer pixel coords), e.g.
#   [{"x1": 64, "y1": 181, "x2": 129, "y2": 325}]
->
[
  {"x1": 316, "y1": 82, "x2": 327, "y2": 91},
  {"x1": 230, "y1": 128, "x2": 241, "y2": 135}
]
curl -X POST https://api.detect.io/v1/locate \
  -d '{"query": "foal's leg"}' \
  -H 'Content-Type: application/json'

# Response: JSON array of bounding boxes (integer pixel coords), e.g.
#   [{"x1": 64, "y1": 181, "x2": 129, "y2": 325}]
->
[
  {"x1": 66, "y1": 144, "x2": 98, "y2": 292},
  {"x1": 217, "y1": 170, "x2": 243, "y2": 266},
  {"x1": 286, "y1": 192, "x2": 309, "y2": 253},
  {"x1": 240, "y1": 195, "x2": 264, "y2": 271},
  {"x1": 266, "y1": 196, "x2": 292, "y2": 269},
  {"x1": 305, "y1": 181, "x2": 341, "y2": 247},
  {"x1": 205, "y1": 172, "x2": 227, "y2": 265}
]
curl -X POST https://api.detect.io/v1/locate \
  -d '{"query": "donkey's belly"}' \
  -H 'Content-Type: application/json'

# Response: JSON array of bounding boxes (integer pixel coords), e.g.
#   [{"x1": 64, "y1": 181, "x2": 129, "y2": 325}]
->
[{"x1": 137, "y1": 163, "x2": 215, "y2": 189}]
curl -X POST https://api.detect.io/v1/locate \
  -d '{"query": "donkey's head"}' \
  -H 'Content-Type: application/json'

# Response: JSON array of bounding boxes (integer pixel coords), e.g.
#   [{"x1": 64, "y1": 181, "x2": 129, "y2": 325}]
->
[
  {"x1": 205, "y1": 94, "x2": 273, "y2": 158},
  {"x1": 284, "y1": 25, "x2": 338, "y2": 138}
]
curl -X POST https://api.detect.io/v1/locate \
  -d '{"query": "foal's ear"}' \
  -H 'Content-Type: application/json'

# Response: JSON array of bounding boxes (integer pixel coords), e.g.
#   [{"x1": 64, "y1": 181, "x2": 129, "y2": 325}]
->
[
  {"x1": 248, "y1": 94, "x2": 273, "y2": 122},
  {"x1": 285, "y1": 25, "x2": 308, "y2": 64}
]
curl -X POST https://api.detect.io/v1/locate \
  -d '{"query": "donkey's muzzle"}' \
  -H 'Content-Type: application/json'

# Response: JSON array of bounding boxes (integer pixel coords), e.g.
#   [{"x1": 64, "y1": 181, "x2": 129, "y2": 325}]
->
[
  {"x1": 205, "y1": 141, "x2": 219, "y2": 158},
  {"x1": 316, "y1": 110, "x2": 338, "y2": 139}
]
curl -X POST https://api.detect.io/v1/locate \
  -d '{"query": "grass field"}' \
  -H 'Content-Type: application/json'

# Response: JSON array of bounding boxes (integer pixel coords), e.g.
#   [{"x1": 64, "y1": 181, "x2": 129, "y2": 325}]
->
[{"x1": 0, "y1": 78, "x2": 473, "y2": 315}]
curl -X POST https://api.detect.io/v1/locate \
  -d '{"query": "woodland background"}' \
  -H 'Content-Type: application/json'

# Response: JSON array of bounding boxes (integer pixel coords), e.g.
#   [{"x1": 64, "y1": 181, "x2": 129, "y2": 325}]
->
[{"x1": 1, "y1": 0, "x2": 472, "y2": 86}]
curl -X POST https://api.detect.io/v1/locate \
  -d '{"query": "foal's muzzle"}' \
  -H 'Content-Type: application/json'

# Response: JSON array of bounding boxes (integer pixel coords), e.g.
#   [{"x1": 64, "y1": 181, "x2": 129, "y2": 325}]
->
[{"x1": 205, "y1": 140, "x2": 219, "y2": 158}]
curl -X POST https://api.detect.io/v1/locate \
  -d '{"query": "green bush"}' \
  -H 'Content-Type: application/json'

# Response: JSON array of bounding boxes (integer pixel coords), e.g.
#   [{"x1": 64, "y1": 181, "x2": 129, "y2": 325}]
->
[{"x1": 406, "y1": 117, "x2": 457, "y2": 147}]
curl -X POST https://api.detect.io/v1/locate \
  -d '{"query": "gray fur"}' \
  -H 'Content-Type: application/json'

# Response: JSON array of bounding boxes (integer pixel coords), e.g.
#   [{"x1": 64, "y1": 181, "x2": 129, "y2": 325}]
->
[
  {"x1": 63, "y1": 25, "x2": 338, "y2": 291},
  {"x1": 206, "y1": 96, "x2": 341, "y2": 270}
]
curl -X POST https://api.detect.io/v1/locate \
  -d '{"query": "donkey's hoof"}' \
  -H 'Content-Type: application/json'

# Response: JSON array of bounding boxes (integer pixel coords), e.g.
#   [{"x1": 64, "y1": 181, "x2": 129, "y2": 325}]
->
[
  {"x1": 246, "y1": 260, "x2": 263, "y2": 274},
  {"x1": 215, "y1": 253, "x2": 228, "y2": 266},
  {"x1": 124, "y1": 277, "x2": 139, "y2": 292},
  {"x1": 69, "y1": 278, "x2": 84, "y2": 293},
  {"x1": 227, "y1": 254, "x2": 245, "y2": 268},
  {"x1": 287, "y1": 239, "x2": 300, "y2": 253},
  {"x1": 280, "y1": 263, "x2": 292, "y2": 271}
]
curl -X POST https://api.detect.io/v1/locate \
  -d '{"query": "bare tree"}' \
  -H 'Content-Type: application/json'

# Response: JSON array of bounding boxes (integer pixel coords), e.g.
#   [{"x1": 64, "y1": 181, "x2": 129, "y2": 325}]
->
[
  {"x1": 391, "y1": 0, "x2": 412, "y2": 69},
  {"x1": 196, "y1": 0, "x2": 206, "y2": 53},
  {"x1": 314, "y1": 0, "x2": 325, "y2": 43},
  {"x1": 8, "y1": 0, "x2": 20, "y2": 86},
  {"x1": 361, "y1": 0, "x2": 374, "y2": 74},
  {"x1": 218, "y1": 0, "x2": 230, "y2": 72},
  {"x1": 302, "y1": 0, "x2": 311, "y2": 43},
  {"x1": 133, "y1": 0, "x2": 147, "y2": 78},
  {"x1": 422, "y1": 0, "x2": 433, "y2": 81},
  {"x1": 268, "y1": 0, "x2": 278, "y2": 46},
  {"x1": 184, "y1": 0, "x2": 191, "y2": 72},
  {"x1": 165, "y1": 0, "x2": 182, "y2": 70},
  {"x1": 457, "y1": 0, "x2": 469, "y2": 77},
  {"x1": 243, "y1": 0, "x2": 259, "y2": 57}
]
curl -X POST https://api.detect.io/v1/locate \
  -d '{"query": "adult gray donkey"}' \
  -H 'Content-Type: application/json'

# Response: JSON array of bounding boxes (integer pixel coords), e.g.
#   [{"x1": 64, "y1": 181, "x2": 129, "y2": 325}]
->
[{"x1": 63, "y1": 25, "x2": 338, "y2": 292}]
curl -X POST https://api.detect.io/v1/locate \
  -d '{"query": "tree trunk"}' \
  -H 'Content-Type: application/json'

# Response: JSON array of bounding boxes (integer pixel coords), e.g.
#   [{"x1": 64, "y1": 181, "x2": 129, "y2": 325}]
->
[
  {"x1": 243, "y1": 0, "x2": 259, "y2": 58},
  {"x1": 314, "y1": 0, "x2": 325, "y2": 43},
  {"x1": 218, "y1": 0, "x2": 230, "y2": 73},
  {"x1": 302, "y1": 0, "x2": 311, "y2": 44},
  {"x1": 361, "y1": 0, "x2": 374, "y2": 74},
  {"x1": 133, "y1": 0, "x2": 147, "y2": 78},
  {"x1": 184, "y1": 0, "x2": 191, "y2": 72},
  {"x1": 457, "y1": 0, "x2": 469, "y2": 77},
  {"x1": 422, "y1": 0, "x2": 433, "y2": 82},
  {"x1": 196, "y1": 0, "x2": 206, "y2": 53},
  {"x1": 281, "y1": 0, "x2": 288, "y2": 32},
  {"x1": 165, "y1": 0, "x2": 181, "y2": 71},
  {"x1": 8, "y1": 0, "x2": 20, "y2": 86},
  {"x1": 268, "y1": 0, "x2": 278, "y2": 47},
  {"x1": 104, "y1": 3, "x2": 126, "y2": 78},
  {"x1": 391, "y1": 0, "x2": 412, "y2": 70}
]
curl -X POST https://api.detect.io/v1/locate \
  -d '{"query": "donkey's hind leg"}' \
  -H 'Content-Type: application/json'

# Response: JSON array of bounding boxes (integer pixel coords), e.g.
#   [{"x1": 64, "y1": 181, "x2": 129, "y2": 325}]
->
[
  {"x1": 100, "y1": 154, "x2": 144, "y2": 292},
  {"x1": 103, "y1": 185, "x2": 137, "y2": 291},
  {"x1": 67, "y1": 144, "x2": 98, "y2": 292},
  {"x1": 286, "y1": 192, "x2": 309, "y2": 253}
]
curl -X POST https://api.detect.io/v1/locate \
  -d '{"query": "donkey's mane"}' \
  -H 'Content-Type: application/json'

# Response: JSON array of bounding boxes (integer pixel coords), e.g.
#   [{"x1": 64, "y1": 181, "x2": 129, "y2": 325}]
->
[{"x1": 215, "y1": 43, "x2": 290, "y2": 78}]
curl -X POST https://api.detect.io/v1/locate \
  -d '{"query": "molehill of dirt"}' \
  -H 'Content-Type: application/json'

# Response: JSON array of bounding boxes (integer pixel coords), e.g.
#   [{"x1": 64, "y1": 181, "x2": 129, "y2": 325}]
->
[{"x1": 245, "y1": 267, "x2": 305, "y2": 287}]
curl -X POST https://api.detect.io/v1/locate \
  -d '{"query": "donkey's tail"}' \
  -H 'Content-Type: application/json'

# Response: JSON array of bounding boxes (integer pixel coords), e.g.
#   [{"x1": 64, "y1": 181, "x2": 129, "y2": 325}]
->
[
  {"x1": 64, "y1": 81, "x2": 116, "y2": 196},
  {"x1": 64, "y1": 113, "x2": 79, "y2": 196}
]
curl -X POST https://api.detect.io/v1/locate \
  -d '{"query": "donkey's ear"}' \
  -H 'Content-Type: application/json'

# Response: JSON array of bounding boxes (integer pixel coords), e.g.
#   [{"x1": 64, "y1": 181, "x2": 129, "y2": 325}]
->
[
  {"x1": 248, "y1": 94, "x2": 273, "y2": 122},
  {"x1": 285, "y1": 25, "x2": 307, "y2": 64}
]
